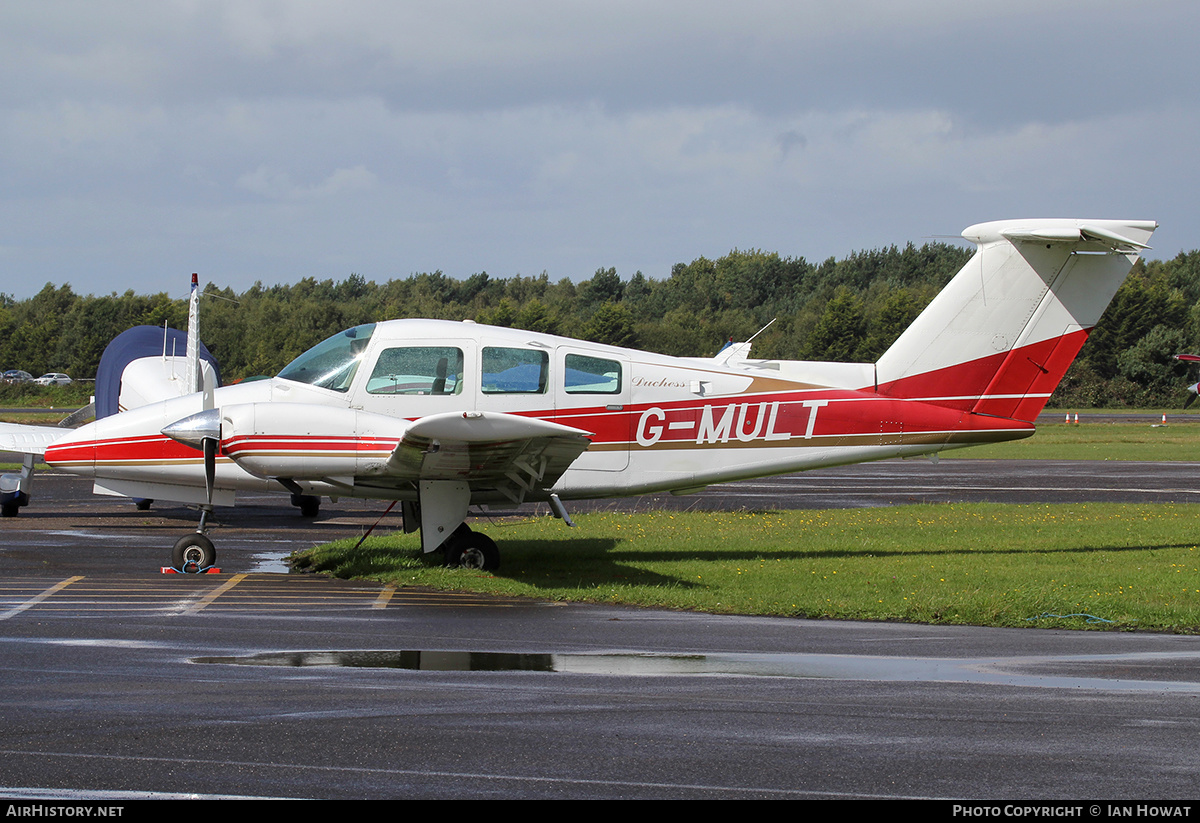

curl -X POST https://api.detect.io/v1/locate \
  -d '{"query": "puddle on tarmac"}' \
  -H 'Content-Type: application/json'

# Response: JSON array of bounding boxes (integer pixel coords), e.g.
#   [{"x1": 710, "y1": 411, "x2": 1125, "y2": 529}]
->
[
  {"x1": 193, "y1": 650, "x2": 712, "y2": 674},
  {"x1": 190, "y1": 649, "x2": 1200, "y2": 691}
]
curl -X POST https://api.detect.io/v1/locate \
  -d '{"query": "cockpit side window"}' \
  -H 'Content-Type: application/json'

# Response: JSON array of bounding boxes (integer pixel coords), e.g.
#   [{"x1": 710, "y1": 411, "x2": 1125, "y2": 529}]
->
[
  {"x1": 276, "y1": 323, "x2": 376, "y2": 392},
  {"x1": 564, "y1": 354, "x2": 622, "y2": 394},
  {"x1": 482, "y1": 347, "x2": 548, "y2": 394},
  {"x1": 367, "y1": 347, "x2": 465, "y2": 395}
]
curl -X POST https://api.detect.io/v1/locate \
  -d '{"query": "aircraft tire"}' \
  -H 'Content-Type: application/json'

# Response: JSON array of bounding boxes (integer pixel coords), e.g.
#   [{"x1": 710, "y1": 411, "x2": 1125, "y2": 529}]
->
[
  {"x1": 291, "y1": 493, "x2": 320, "y2": 518},
  {"x1": 1, "y1": 491, "x2": 29, "y2": 517},
  {"x1": 443, "y1": 530, "x2": 500, "y2": 572},
  {"x1": 135, "y1": 499, "x2": 153, "y2": 511},
  {"x1": 172, "y1": 533, "x2": 217, "y2": 572}
]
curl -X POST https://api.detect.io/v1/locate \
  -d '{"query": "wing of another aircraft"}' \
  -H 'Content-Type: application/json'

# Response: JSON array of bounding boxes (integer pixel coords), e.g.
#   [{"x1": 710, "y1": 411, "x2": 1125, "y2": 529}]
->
[
  {"x1": 1173, "y1": 354, "x2": 1200, "y2": 409},
  {"x1": 0, "y1": 422, "x2": 66, "y2": 517},
  {"x1": 0, "y1": 422, "x2": 66, "y2": 456}
]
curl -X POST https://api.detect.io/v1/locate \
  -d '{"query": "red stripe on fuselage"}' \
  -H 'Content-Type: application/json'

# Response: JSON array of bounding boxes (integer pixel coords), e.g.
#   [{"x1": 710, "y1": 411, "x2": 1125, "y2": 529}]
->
[
  {"x1": 222, "y1": 435, "x2": 399, "y2": 459},
  {"x1": 876, "y1": 329, "x2": 1090, "y2": 420},
  {"x1": 45, "y1": 434, "x2": 202, "y2": 467}
]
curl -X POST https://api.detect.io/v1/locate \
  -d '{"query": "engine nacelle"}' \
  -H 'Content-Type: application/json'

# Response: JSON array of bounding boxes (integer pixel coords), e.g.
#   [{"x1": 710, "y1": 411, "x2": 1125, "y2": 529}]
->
[{"x1": 215, "y1": 403, "x2": 408, "y2": 480}]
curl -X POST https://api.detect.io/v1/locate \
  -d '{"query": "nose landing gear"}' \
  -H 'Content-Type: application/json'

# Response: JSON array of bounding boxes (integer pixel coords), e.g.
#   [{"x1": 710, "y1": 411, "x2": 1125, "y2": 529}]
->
[
  {"x1": 163, "y1": 506, "x2": 221, "y2": 574},
  {"x1": 171, "y1": 532, "x2": 217, "y2": 574}
]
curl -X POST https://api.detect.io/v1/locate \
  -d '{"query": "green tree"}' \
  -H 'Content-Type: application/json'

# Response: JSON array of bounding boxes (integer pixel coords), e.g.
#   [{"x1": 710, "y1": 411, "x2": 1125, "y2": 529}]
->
[
  {"x1": 859, "y1": 288, "x2": 921, "y2": 361},
  {"x1": 514, "y1": 299, "x2": 558, "y2": 335},
  {"x1": 804, "y1": 288, "x2": 866, "y2": 361},
  {"x1": 582, "y1": 302, "x2": 637, "y2": 348}
]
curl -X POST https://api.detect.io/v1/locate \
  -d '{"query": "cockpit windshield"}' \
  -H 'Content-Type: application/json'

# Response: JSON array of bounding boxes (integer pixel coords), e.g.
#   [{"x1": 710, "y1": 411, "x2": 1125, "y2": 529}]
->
[{"x1": 276, "y1": 323, "x2": 376, "y2": 392}]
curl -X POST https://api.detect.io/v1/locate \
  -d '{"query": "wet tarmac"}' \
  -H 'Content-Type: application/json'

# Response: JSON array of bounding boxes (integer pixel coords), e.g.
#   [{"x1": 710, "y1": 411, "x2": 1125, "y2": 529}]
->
[{"x1": 1, "y1": 465, "x2": 1200, "y2": 799}]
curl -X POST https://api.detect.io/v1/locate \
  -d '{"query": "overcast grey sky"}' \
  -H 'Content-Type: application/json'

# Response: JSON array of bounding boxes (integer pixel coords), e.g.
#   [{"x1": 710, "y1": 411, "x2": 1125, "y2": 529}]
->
[{"x1": 1, "y1": 0, "x2": 1195, "y2": 299}]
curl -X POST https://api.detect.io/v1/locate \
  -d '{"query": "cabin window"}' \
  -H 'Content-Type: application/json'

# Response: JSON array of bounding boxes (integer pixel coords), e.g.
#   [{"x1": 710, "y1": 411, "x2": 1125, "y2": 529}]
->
[
  {"x1": 366, "y1": 347, "x2": 464, "y2": 395},
  {"x1": 481, "y1": 347, "x2": 548, "y2": 394},
  {"x1": 564, "y1": 354, "x2": 622, "y2": 394},
  {"x1": 277, "y1": 323, "x2": 376, "y2": 392}
]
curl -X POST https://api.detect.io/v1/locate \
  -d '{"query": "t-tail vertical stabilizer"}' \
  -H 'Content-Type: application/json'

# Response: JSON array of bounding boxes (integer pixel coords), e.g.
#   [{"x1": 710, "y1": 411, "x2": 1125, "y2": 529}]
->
[
  {"x1": 94, "y1": 274, "x2": 220, "y2": 418},
  {"x1": 874, "y1": 219, "x2": 1157, "y2": 422}
]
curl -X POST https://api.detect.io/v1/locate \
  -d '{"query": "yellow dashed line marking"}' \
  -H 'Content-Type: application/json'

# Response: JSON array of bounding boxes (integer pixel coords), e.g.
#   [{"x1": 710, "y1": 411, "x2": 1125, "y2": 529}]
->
[
  {"x1": 0, "y1": 575, "x2": 536, "y2": 618},
  {"x1": 373, "y1": 585, "x2": 397, "y2": 609},
  {"x1": 0, "y1": 575, "x2": 85, "y2": 620},
  {"x1": 182, "y1": 573, "x2": 248, "y2": 615}
]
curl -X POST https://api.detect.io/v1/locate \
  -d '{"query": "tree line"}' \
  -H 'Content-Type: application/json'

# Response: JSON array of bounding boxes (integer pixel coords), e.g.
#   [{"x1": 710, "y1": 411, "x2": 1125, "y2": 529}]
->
[{"x1": 2, "y1": 242, "x2": 1198, "y2": 408}]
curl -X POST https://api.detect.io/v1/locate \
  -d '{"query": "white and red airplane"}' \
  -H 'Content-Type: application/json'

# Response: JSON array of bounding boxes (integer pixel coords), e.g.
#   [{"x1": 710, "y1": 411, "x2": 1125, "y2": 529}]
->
[
  {"x1": 1172, "y1": 353, "x2": 1200, "y2": 409},
  {"x1": 0, "y1": 218, "x2": 1157, "y2": 571}
]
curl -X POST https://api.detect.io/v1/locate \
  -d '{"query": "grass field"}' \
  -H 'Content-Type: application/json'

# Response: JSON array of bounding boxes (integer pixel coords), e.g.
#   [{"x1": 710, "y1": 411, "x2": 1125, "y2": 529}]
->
[
  {"x1": 947, "y1": 414, "x2": 1200, "y2": 461},
  {"x1": 292, "y1": 502, "x2": 1200, "y2": 633}
]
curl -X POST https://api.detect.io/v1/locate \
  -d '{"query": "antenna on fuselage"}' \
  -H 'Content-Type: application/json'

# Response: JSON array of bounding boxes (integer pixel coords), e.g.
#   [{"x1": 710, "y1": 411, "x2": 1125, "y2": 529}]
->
[
  {"x1": 744, "y1": 318, "x2": 776, "y2": 345},
  {"x1": 711, "y1": 318, "x2": 776, "y2": 366}
]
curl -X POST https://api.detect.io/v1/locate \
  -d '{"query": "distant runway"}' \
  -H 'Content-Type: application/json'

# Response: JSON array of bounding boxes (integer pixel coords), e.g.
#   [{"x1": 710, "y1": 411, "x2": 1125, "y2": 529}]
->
[
  {"x1": 640, "y1": 458, "x2": 1200, "y2": 511},
  {"x1": 2, "y1": 462, "x2": 1200, "y2": 799}
]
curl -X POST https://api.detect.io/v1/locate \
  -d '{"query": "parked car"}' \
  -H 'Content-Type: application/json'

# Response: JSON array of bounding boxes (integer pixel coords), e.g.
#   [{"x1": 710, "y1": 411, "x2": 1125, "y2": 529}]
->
[
  {"x1": 2, "y1": 370, "x2": 32, "y2": 383},
  {"x1": 34, "y1": 373, "x2": 72, "y2": 386}
]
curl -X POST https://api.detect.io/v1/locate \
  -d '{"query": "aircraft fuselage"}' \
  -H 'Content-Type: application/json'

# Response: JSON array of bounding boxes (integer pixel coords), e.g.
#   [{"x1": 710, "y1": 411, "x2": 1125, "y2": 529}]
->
[{"x1": 44, "y1": 319, "x2": 1033, "y2": 506}]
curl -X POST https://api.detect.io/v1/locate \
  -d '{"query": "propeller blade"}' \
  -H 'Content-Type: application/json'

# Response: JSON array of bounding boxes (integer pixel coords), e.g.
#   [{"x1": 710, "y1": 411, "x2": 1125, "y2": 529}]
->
[
  {"x1": 203, "y1": 437, "x2": 217, "y2": 504},
  {"x1": 163, "y1": 409, "x2": 221, "y2": 506}
]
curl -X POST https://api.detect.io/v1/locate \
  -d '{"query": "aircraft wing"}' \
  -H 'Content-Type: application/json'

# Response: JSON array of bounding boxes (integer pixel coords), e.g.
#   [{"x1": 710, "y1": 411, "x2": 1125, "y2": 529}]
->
[
  {"x1": 384, "y1": 411, "x2": 592, "y2": 502},
  {"x1": 0, "y1": 422, "x2": 67, "y2": 456}
]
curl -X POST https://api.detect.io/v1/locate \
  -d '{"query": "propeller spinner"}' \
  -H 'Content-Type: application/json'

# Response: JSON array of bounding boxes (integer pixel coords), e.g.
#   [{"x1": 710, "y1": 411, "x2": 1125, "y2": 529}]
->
[{"x1": 162, "y1": 408, "x2": 221, "y2": 504}]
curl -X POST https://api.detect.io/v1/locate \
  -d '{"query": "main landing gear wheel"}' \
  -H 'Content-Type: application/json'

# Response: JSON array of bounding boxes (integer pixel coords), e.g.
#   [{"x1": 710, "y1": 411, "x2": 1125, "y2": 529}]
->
[
  {"x1": 291, "y1": 493, "x2": 320, "y2": 518},
  {"x1": 442, "y1": 527, "x2": 500, "y2": 572},
  {"x1": 0, "y1": 491, "x2": 29, "y2": 518},
  {"x1": 172, "y1": 533, "x2": 217, "y2": 573}
]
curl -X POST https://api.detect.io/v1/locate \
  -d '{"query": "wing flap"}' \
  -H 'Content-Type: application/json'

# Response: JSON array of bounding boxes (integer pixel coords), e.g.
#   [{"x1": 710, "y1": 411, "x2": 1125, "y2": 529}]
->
[{"x1": 386, "y1": 411, "x2": 592, "y2": 501}]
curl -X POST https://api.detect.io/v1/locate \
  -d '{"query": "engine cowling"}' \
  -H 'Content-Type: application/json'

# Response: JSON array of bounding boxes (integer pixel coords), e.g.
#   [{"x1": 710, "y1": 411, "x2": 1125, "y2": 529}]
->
[{"x1": 164, "y1": 403, "x2": 409, "y2": 480}]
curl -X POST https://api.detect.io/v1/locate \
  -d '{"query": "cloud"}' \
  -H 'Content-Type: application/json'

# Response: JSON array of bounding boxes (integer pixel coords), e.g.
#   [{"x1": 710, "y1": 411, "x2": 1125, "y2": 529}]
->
[
  {"x1": 237, "y1": 164, "x2": 378, "y2": 200},
  {"x1": 0, "y1": 1, "x2": 1196, "y2": 297}
]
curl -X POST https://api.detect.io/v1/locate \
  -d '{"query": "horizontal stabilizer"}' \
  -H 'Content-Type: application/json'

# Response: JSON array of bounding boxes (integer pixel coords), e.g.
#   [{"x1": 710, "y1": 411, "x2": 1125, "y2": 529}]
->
[{"x1": 997, "y1": 222, "x2": 1152, "y2": 252}]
